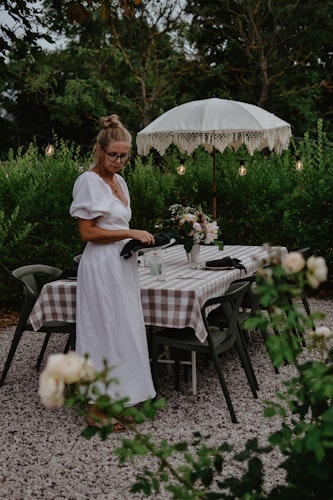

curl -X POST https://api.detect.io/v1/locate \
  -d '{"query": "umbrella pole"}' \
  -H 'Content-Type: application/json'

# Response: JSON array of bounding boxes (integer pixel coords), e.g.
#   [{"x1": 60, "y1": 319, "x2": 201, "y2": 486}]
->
[{"x1": 212, "y1": 147, "x2": 217, "y2": 220}]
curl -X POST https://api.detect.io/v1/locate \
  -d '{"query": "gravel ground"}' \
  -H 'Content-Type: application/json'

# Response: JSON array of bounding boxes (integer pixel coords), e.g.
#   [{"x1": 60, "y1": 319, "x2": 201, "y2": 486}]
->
[{"x1": 0, "y1": 296, "x2": 332, "y2": 499}]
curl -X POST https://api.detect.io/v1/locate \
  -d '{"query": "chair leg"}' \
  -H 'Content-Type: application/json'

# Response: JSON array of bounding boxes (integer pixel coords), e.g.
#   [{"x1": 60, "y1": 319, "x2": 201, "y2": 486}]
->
[
  {"x1": 151, "y1": 340, "x2": 160, "y2": 390},
  {"x1": 0, "y1": 324, "x2": 24, "y2": 386},
  {"x1": 286, "y1": 295, "x2": 306, "y2": 347},
  {"x1": 64, "y1": 331, "x2": 75, "y2": 354},
  {"x1": 302, "y1": 294, "x2": 313, "y2": 324},
  {"x1": 235, "y1": 331, "x2": 258, "y2": 398},
  {"x1": 191, "y1": 351, "x2": 197, "y2": 396},
  {"x1": 35, "y1": 333, "x2": 51, "y2": 370},
  {"x1": 70, "y1": 328, "x2": 76, "y2": 351},
  {"x1": 174, "y1": 350, "x2": 181, "y2": 391},
  {"x1": 258, "y1": 326, "x2": 279, "y2": 374},
  {"x1": 209, "y1": 348, "x2": 237, "y2": 423}
]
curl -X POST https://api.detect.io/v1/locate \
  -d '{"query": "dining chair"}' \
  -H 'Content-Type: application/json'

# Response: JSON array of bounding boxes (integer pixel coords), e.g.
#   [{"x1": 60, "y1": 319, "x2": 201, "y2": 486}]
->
[
  {"x1": 207, "y1": 274, "x2": 279, "y2": 373},
  {"x1": 0, "y1": 265, "x2": 76, "y2": 386},
  {"x1": 150, "y1": 281, "x2": 258, "y2": 423},
  {"x1": 73, "y1": 254, "x2": 82, "y2": 265}
]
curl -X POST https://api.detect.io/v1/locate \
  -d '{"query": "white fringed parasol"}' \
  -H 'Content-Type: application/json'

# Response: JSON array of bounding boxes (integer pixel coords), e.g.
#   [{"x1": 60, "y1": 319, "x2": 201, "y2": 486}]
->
[{"x1": 137, "y1": 98, "x2": 292, "y2": 218}]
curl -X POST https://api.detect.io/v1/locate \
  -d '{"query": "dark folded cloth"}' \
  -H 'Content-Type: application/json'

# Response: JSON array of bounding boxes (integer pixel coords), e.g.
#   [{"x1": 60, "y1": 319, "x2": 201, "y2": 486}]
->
[
  {"x1": 57, "y1": 267, "x2": 78, "y2": 279},
  {"x1": 120, "y1": 233, "x2": 173, "y2": 259},
  {"x1": 205, "y1": 256, "x2": 247, "y2": 272}
]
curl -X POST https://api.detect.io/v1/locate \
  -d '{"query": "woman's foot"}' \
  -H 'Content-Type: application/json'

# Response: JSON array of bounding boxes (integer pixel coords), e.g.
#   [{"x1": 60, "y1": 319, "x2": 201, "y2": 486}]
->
[{"x1": 86, "y1": 404, "x2": 125, "y2": 431}]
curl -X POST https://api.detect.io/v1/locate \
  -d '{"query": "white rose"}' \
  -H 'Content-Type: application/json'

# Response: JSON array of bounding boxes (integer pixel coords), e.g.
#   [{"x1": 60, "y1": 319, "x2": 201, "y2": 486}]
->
[
  {"x1": 257, "y1": 267, "x2": 273, "y2": 283},
  {"x1": 44, "y1": 353, "x2": 67, "y2": 377},
  {"x1": 39, "y1": 371, "x2": 65, "y2": 408},
  {"x1": 282, "y1": 252, "x2": 305, "y2": 274},
  {"x1": 81, "y1": 357, "x2": 96, "y2": 382},
  {"x1": 270, "y1": 306, "x2": 284, "y2": 319},
  {"x1": 44, "y1": 352, "x2": 92, "y2": 384},
  {"x1": 306, "y1": 256, "x2": 328, "y2": 288},
  {"x1": 314, "y1": 326, "x2": 332, "y2": 338},
  {"x1": 59, "y1": 352, "x2": 90, "y2": 384}
]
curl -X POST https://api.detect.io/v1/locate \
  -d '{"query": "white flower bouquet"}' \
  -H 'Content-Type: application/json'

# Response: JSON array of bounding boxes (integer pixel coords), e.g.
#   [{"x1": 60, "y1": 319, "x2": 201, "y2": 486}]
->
[{"x1": 166, "y1": 204, "x2": 219, "y2": 252}]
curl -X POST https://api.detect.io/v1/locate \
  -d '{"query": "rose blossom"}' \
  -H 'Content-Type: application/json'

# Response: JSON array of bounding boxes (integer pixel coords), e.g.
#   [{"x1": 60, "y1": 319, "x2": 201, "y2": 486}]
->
[
  {"x1": 306, "y1": 256, "x2": 328, "y2": 289},
  {"x1": 257, "y1": 266, "x2": 273, "y2": 283},
  {"x1": 43, "y1": 353, "x2": 67, "y2": 377},
  {"x1": 43, "y1": 352, "x2": 96, "y2": 384},
  {"x1": 204, "y1": 221, "x2": 219, "y2": 244},
  {"x1": 38, "y1": 371, "x2": 65, "y2": 408},
  {"x1": 309, "y1": 326, "x2": 332, "y2": 339},
  {"x1": 80, "y1": 357, "x2": 96, "y2": 382},
  {"x1": 282, "y1": 252, "x2": 305, "y2": 274}
]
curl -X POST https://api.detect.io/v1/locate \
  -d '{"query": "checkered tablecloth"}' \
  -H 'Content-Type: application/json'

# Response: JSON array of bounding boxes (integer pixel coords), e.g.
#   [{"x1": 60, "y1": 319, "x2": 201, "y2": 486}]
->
[{"x1": 29, "y1": 244, "x2": 287, "y2": 342}]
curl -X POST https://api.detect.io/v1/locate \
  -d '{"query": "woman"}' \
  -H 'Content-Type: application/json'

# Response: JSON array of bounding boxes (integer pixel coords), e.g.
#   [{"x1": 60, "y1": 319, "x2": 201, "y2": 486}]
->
[{"x1": 70, "y1": 115, "x2": 156, "y2": 428}]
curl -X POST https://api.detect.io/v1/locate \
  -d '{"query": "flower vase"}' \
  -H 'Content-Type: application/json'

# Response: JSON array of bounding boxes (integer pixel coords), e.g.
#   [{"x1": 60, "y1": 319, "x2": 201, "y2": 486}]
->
[{"x1": 186, "y1": 243, "x2": 200, "y2": 269}]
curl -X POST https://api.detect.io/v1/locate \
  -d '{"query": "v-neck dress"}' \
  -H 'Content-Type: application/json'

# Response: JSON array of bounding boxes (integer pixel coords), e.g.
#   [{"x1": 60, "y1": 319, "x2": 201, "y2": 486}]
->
[{"x1": 69, "y1": 171, "x2": 156, "y2": 406}]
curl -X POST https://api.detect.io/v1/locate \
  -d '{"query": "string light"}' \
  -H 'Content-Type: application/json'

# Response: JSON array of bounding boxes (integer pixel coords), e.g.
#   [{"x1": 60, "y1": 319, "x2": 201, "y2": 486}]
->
[
  {"x1": 295, "y1": 155, "x2": 304, "y2": 171},
  {"x1": 238, "y1": 160, "x2": 247, "y2": 176},
  {"x1": 45, "y1": 144, "x2": 55, "y2": 156},
  {"x1": 177, "y1": 159, "x2": 186, "y2": 175}
]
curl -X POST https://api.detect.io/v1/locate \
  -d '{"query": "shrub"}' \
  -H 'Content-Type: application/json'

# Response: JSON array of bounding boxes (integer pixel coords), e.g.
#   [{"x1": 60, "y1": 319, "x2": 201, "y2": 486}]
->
[
  {"x1": 1, "y1": 120, "x2": 332, "y2": 305},
  {"x1": 0, "y1": 140, "x2": 88, "y2": 303},
  {"x1": 38, "y1": 251, "x2": 333, "y2": 498}
]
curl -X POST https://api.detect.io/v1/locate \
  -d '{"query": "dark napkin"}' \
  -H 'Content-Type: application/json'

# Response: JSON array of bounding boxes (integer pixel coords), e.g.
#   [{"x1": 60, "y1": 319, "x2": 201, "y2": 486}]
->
[
  {"x1": 57, "y1": 267, "x2": 78, "y2": 279},
  {"x1": 205, "y1": 256, "x2": 247, "y2": 272},
  {"x1": 120, "y1": 233, "x2": 173, "y2": 259}
]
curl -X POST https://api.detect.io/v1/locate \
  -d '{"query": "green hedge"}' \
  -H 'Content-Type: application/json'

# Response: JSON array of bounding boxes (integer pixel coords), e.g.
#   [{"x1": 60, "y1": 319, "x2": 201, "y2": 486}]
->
[{"x1": 1, "y1": 122, "x2": 332, "y2": 305}]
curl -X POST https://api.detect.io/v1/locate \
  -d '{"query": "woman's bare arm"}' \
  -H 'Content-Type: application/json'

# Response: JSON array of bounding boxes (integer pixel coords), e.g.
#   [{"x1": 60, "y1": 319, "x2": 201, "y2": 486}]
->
[{"x1": 77, "y1": 218, "x2": 155, "y2": 245}]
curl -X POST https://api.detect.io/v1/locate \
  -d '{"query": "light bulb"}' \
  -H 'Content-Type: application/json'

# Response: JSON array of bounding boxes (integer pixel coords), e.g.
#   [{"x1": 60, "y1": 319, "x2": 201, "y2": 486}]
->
[
  {"x1": 295, "y1": 158, "x2": 304, "y2": 171},
  {"x1": 45, "y1": 144, "x2": 55, "y2": 156},
  {"x1": 238, "y1": 161, "x2": 247, "y2": 176},
  {"x1": 177, "y1": 163, "x2": 186, "y2": 175}
]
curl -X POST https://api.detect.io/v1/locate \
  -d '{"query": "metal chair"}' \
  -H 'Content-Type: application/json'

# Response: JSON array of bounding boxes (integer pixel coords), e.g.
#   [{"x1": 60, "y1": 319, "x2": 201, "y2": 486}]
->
[
  {"x1": 150, "y1": 282, "x2": 258, "y2": 423},
  {"x1": 0, "y1": 265, "x2": 76, "y2": 386},
  {"x1": 73, "y1": 254, "x2": 82, "y2": 265},
  {"x1": 208, "y1": 274, "x2": 279, "y2": 373}
]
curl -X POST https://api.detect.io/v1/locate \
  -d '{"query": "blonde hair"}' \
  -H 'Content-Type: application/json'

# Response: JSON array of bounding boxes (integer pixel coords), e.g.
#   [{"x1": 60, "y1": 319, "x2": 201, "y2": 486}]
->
[{"x1": 92, "y1": 114, "x2": 132, "y2": 166}]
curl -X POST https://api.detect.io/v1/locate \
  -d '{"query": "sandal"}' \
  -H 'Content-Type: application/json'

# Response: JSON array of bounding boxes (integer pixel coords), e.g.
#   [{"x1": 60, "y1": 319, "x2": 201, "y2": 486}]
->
[{"x1": 86, "y1": 404, "x2": 125, "y2": 432}]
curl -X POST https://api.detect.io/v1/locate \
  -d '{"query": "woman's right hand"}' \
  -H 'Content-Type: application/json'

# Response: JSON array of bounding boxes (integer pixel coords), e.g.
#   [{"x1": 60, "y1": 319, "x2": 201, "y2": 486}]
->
[{"x1": 129, "y1": 230, "x2": 155, "y2": 245}]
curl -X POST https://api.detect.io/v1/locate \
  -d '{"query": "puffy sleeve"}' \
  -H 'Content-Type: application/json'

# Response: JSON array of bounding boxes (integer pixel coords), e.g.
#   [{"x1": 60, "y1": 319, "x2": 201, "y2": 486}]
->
[{"x1": 69, "y1": 172, "x2": 111, "y2": 220}]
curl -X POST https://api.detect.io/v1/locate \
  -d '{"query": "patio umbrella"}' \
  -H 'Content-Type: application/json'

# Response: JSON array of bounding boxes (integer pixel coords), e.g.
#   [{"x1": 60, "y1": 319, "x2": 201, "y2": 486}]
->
[{"x1": 136, "y1": 98, "x2": 292, "y2": 219}]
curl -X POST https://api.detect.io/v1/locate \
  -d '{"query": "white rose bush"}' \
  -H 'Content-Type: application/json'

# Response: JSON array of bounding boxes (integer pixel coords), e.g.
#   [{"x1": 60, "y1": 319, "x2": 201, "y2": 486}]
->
[
  {"x1": 38, "y1": 249, "x2": 333, "y2": 498},
  {"x1": 39, "y1": 352, "x2": 95, "y2": 408},
  {"x1": 39, "y1": 351, "x2": 165, "y2": 439}
]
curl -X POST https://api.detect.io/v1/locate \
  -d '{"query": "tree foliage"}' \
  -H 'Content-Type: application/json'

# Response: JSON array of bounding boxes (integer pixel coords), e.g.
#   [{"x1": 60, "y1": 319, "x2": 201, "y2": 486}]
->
[
  {"x1": 185, "y1": 0, "x2": 333, "y2": 136},
  {"x1": 1, "y1": 0, "x2": 333, "y2": 152}
]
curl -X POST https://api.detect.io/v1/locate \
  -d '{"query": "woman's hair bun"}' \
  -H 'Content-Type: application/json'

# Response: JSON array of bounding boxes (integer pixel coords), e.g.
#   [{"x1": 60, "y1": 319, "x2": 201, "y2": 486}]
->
[{"x1": 100, "y1": 114, "x2": 122, "y2": 130}]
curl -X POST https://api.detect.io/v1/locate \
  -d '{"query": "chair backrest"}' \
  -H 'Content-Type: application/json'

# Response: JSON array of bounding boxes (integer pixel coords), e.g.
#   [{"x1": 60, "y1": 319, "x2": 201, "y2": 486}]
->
[
  {"x1": 73, "y1": 254, "x2": 82, "y2": 265},
  {"x1": 296, "y1": 247, "x2": 312, "y2": 260},
  {"x1": 230, "y1": 274, "x2": 259, "y2": 312},
  {"x1": 12, "y1": 265, "x2": 62, "y2": 324},
  {"x1": 201, "y1": 281, "x2": 250, "y2": 343}
]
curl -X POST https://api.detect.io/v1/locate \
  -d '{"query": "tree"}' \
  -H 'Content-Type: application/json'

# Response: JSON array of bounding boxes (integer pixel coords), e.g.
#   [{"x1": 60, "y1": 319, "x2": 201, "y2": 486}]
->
[
  {"x1": 185, "y1": 0, "x2": 333, "y2": 136},
  {"x1": 0, "y1": 0, "x2": 192, "y2": 151}
]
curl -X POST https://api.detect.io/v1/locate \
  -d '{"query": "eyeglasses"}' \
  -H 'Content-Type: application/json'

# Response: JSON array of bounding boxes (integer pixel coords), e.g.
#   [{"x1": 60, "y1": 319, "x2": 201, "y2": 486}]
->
[{"x1": 102, "y1": 148, "x2": 131, "y2": 162}]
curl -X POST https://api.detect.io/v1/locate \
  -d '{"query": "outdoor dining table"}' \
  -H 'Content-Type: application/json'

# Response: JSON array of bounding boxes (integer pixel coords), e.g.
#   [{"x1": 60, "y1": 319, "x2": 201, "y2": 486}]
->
[{"x1": 29, "y1": 244, "x2": 288, "y2": 343}]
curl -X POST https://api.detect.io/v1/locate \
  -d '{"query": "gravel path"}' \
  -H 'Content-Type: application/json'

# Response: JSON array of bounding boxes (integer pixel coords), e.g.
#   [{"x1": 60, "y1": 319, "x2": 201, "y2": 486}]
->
[{"x1": 0, "y1": 296, "x2": 332, "y2": 499}]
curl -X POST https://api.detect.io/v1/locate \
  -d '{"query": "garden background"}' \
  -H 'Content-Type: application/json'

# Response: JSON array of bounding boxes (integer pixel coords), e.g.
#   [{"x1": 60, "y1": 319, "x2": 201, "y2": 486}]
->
[
  {"x1": 1, "y1": 0, "x2": 333, "y2": 306},
  {"x1": 0, "y1": 119, "x2": 332, "y2": 307}
]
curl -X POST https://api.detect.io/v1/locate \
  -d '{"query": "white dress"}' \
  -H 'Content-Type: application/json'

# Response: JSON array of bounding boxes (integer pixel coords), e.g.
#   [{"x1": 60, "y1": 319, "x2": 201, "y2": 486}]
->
[{"x1": 69, "y1": 171, "x2": 156, "y2": 406}]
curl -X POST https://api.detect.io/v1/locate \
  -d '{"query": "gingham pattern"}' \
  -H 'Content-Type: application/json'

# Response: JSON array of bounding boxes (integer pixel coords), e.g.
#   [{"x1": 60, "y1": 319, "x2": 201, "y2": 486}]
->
[
  {"x1": 29, "y1": 280, "x2": 77, "y2": 331},
  {"x1": 29, "y1": 244, "x2": 287, "y2": 342}
]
